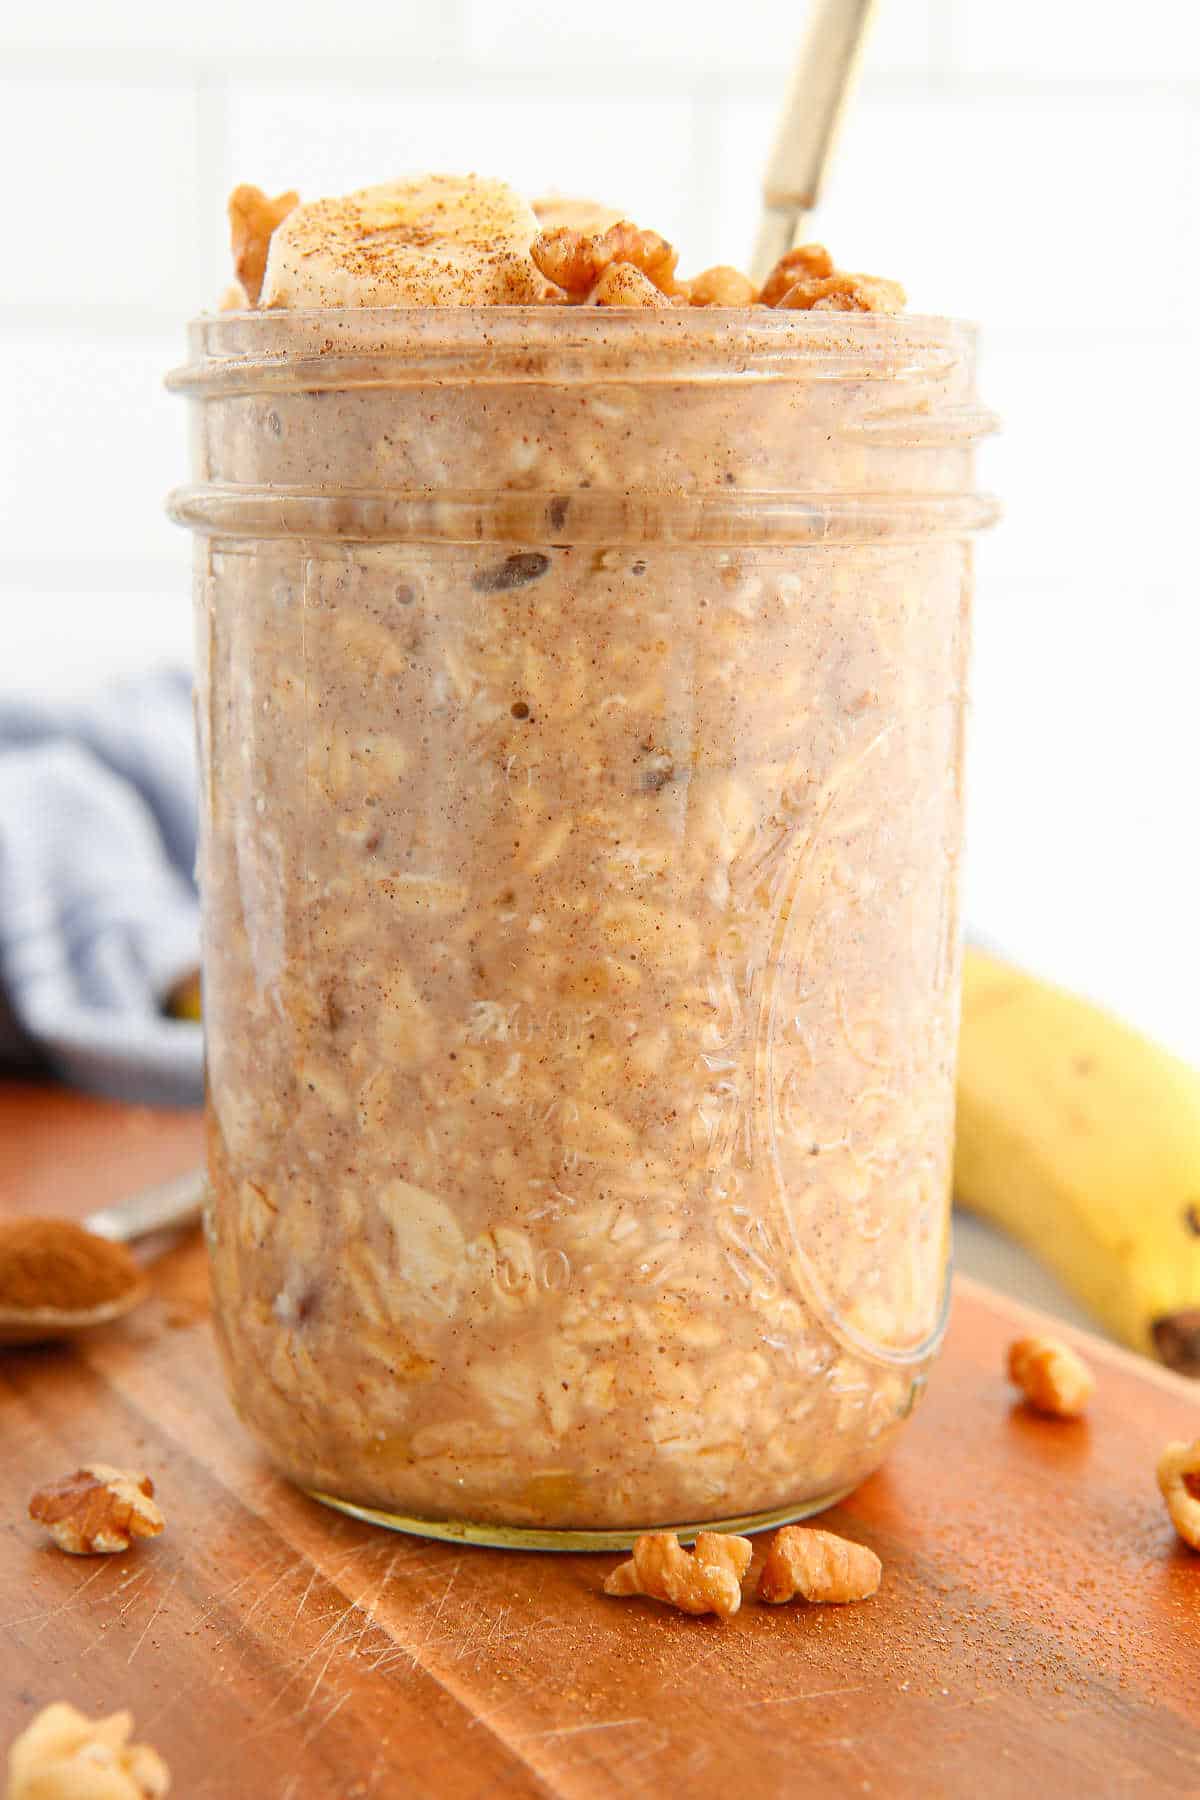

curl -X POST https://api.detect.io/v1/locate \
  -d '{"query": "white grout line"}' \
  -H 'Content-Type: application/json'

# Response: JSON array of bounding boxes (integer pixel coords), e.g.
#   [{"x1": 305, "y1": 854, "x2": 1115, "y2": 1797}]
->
[
  {"x1": 928, "y1": 0, "x2": 956, "y2": 84},
  {"x1": 194, "y1": 66, "x2": 231, "y2": 301},
  {"x1": 1, "y1": 47, "x2": 1197, "y2": 101},
  {"x1": 0, "y1": 305, "x2": 184, "y2": 337},
  {"x1": 686, "y1": 89, "x2": 727, "y2": 250},
  {"x1": 0, "y1": 559, "x2": 189, "y2": 594}
]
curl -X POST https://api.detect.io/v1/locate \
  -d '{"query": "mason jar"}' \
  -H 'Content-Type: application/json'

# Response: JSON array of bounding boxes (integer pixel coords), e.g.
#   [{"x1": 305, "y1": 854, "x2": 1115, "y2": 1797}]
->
[{"x1": 167, "y1": 307, "x2": 997, "y2": 1547}]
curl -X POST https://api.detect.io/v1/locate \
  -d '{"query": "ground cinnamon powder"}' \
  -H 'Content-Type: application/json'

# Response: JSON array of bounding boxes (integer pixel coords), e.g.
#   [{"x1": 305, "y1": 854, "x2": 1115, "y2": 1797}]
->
[{"x1": 0, "y1": 1220, "x2": 142, "y2": 1313}]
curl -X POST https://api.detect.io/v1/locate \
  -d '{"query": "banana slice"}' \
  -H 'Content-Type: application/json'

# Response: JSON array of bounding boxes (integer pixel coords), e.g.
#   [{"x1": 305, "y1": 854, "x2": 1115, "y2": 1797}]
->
[{"x1": 261, "y1": 173, "x2": 554, "y2": 308}]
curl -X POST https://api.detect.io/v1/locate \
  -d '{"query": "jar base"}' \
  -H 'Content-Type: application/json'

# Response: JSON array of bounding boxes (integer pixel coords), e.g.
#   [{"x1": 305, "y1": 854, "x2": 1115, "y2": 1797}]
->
[{"x1": 302, "y1": 1484, "x2": 858, "y2": 1551}]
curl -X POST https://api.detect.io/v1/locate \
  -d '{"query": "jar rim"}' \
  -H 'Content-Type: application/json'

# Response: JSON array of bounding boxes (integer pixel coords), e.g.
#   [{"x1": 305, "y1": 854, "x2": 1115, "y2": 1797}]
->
[
  {"x1": 167, "y1": 306, "x2": 986, "y2": 398},
  {"x1": 184, "y1": 304, "x2": 974, "y2": 328}
]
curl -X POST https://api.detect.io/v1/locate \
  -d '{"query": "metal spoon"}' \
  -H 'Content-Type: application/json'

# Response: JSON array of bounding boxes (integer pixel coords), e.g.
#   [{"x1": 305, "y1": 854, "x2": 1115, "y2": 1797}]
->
[
  {"x1": 751, "y1": 0, "x2": 878, "y2": 284},
  {"x1": 0, "y1": 1166, "x2": 205, "y2": 1346}
]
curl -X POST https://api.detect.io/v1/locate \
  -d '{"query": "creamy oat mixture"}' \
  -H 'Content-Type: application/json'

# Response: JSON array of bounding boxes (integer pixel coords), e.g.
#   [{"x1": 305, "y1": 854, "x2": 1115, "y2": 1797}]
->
[{"x1": 174, "y1": 176, "x2": 993, "y2": 1533}]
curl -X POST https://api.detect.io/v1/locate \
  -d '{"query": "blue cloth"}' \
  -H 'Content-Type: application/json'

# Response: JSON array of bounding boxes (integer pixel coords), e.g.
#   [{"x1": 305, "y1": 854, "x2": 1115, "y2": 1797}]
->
[{"x1": 0, "y1": 671, "x2": 203, "y2": 1107}]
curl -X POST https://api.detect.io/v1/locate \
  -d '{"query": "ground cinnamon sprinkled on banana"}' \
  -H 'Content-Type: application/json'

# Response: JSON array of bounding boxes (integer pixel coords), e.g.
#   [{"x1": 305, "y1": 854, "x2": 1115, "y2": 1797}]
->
[{"x1": 219, "y1": 172, "x2": 904, "y2": 314}]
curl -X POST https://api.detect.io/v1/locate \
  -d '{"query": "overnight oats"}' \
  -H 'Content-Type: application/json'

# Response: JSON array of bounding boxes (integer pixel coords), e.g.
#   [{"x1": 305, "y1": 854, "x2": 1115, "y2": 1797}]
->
[{"x1": 168, "y1": 175, "x2": 997, "y2": 1544}]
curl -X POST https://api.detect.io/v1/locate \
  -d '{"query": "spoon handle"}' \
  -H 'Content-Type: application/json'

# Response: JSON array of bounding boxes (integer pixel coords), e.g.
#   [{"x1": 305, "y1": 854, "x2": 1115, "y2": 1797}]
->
[
  {"x1": 751, "y1": 0, "x2": 878, "y2": 284},
  {"x1": 84, "y1": 1167, "x2": 206, "y2": 1244}
]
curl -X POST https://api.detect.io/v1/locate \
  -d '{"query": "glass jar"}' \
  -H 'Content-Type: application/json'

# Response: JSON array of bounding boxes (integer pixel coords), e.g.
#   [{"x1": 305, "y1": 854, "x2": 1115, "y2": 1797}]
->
[{"x1": 167, "y1": 308, "x2": 997, "y2": 1548}]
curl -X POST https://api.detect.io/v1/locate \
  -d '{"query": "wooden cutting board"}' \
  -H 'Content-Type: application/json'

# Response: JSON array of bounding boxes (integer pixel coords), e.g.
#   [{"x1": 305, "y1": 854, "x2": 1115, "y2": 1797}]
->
[{"x1": 1, "y1": 1081, "x2": 1198, "y2": 1799}]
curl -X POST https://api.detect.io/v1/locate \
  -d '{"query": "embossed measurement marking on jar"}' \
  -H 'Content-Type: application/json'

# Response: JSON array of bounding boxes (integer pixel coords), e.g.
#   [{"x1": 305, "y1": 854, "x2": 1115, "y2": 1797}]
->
[
  {"x1": 469, "y1": 1232, "x2": 574, "y2": 1298},
  {"x1": 468, "y1": 1000, "x2": 600, "y2": 1050}
]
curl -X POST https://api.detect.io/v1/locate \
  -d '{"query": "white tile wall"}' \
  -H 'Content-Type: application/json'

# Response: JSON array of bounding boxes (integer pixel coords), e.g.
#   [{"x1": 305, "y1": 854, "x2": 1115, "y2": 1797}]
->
[
  {"x1": 0, "y1": 334, "x2": 184, "y2": 564},
  {"x1": 966, "y1": 579, "x2": 1200, "y2": 1060},
  {"x1": 1, "y1": 77, "x2": 202, "y2": 310},
  {"x1": 1, "y1": 0, "x2": 1197, "y2": 1054},
  {"x1": 718, "y1": 91, "x2": 1198, "y2": 328},
  {"x1": 977, "y1": 337, "x2": 1195, "y2": 598},
  {"x1": 0, "y1": 0, "x2": 460, "y2": 57},
  {"x1": 463, "y1": 0, "x2": 940, "y2": 79},
  {"x1": 225, "y1": 85, "x2": 702, "y2": 263},
  {"x1": 948, "y1": 1, "x2": 1200, "y2": 82}
]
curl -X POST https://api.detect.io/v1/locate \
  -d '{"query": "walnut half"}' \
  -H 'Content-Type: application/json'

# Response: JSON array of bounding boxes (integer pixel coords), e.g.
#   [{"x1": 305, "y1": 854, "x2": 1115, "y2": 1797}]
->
[
  {"x1": 775, "y1": 271, "x2": 906, "y2": 314},
  {"x1": 757, "y1": 1526, "x2": 882, "y2": 1604},
  {"x1": 1157, "y1": 1439, "x2": 1200, "y2": 1550},
  {"x1": 228, "y1": 183, "x2": 299, "y2": 306},
  {"x1": 1007, "y1": 1335, "x2": 1095, "y2": 1419},
  {"x1": 604, "y1": 1530, "x2": 753, "y2": 1619},
  {"x1": 6, "y1": 1702, "x2": 169, "y2": 1799},
  {"x1": 29, "y1": 1464, "x2": 164, "y2": 1556}
]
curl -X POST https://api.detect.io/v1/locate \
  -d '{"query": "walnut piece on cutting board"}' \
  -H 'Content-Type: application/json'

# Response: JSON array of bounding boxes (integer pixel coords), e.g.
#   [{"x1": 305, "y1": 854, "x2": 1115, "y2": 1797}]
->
[
  {"x1": 604, "y1": 1530, "x2": 753, "y2": 1619},
  {"x1": 6, "y1": 1702, "x2": 169, "y2": 1799},
  {"x1": 757, "y1": 1526, "x2": 882, "y2": 1604},
  {"x1": 1007, "y1": 1336, "x2": 1095, "y2": 1419},
  {"x1": 28, "y1": 1464, "x2": 164, "y2": 1555},
  {"x1": 1157, "y1": 1439, "x2": 1200, "y2": 1549}
]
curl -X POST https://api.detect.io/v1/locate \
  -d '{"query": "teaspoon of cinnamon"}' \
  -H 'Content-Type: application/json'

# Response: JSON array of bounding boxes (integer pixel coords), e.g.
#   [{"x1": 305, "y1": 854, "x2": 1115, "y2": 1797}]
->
[{"x1": 0, "y1": 1168, "x2": 205, "y2": 1346}]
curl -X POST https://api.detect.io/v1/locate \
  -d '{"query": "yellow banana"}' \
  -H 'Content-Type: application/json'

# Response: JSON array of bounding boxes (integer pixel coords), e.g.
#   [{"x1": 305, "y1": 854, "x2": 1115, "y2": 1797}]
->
[
  {"x1": 165, "y1": 969, "x2": 202, "y2": 1023},
  {"x1": 261, "y1": 174, "x2": 552, "y2": 309},
  {"x1": 955, "y1": 946, "x2": 1200, "y2": 1373}
]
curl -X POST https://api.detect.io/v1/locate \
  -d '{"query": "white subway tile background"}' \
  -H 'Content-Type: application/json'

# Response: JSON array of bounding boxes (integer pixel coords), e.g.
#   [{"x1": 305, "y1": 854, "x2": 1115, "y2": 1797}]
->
[{"x1": 1, "y1": 0, "x2": 1197, "y2": 1056}]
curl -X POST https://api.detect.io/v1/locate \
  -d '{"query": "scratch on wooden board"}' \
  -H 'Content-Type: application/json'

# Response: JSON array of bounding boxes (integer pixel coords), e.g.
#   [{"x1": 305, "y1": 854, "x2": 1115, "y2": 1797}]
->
[
  {"x1": 192, "y1": 1565, "x2": 262, "y2": 1631},
  {"x1": 939, "y1": 1691, "x2": 1001, "y2": 1713},
  {"x1": 293, "y1": 1605, "x2": 364, "y2": 1677},
  {"x1": 300, "y1": 1685, "x2": 352, "y2": 1747},
  {"x1": 135, "y1": 1567, "x2": 337, "y2": 1742},
  {"x1": 656, "y1": 1629, "x2": 729, "y2": 1686},
  {"x1": 467, "y1": 1605, "x2": 510, "y2": 1656},
  {"x1": 300, "y1": 1612, "x2": 366, "y2": 1713},
  {"x1": 464, "y1": 1689, "x2": 543, "y2": 1735},
  {"x1": 743, "y1": 1686, "x2": 866, "y2": 1709},
  {"x1": 2, "y1": 1559, "x2": 111, "y2": 1634},
  {"x1": 295, "y1": 1600, "x2": 363, "y2": 1674},
  {"x1": 158, "y1": 1536, "x2": 526, "y2": 1775},
  {"x1": 126, "y1": 1565, "x2": 183, "y2": 1665},
  {"x1": 340, "y1": 1547, "x2": 406, "y2": 1648},
  {"x1": 476, "y1": 1610, "x2": 576, "y2": 1669},
  {"x1": 122, "y1": 1545, "x2": 438, "y2": 1792},
  {"x1": 451, "y1": 1600, "x2": 510, "y2": 1666},
  {"x1": 116, "y1": 1566, "x2": 155, "y2": 1621},
  {"x1": 226, "y1": 1629, "x2": 360, "y2": 1756},
  {"x1": 485, "y1": 1602, "x2": 514, "y2": 1643},
  {"x1": 617, "y1": 1730, "x2": 675, "y2": 1775},
  {"x1": 424, "y1": 1555, "x2": 465, "y2": 1636},
  {"x1": 802, "y1": 1733, "x2": 873, "y2": 1771},
  {"x1": 238, "y1": 1554, "x2": 307, "y2": 1629},
  {"x1": 276, "y1": 1538, "x2": 422, "y2": 1660},
  {"x1": 460, "y1": 1643, "x2": 596, "y2": 1735},
  {"x1": 519, "y1": 1717, "x2": 649, "y2": 1742},
  {"x1": 169, "y1": 1564, "x2": 387, "y2": 1759},
  {"x1": 341, "y1": 1601, "x2": 389, "y2": 1669},
  {"x1": 290, "y1": 1561, "x2": 322, "y2": 1626},
  {"x1": 361, "y1": 1748, "x2": 388, "y2": 1796},
  {"x1": 360, "y1": 1638, "x2": 422, "y2": 1678}
]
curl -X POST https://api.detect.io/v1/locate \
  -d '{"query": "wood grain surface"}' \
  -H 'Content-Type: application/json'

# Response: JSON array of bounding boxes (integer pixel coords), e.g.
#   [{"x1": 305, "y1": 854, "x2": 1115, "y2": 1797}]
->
[{"x1": 1, "y1": 1080, "x2": 1198, "y2": 1799}]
